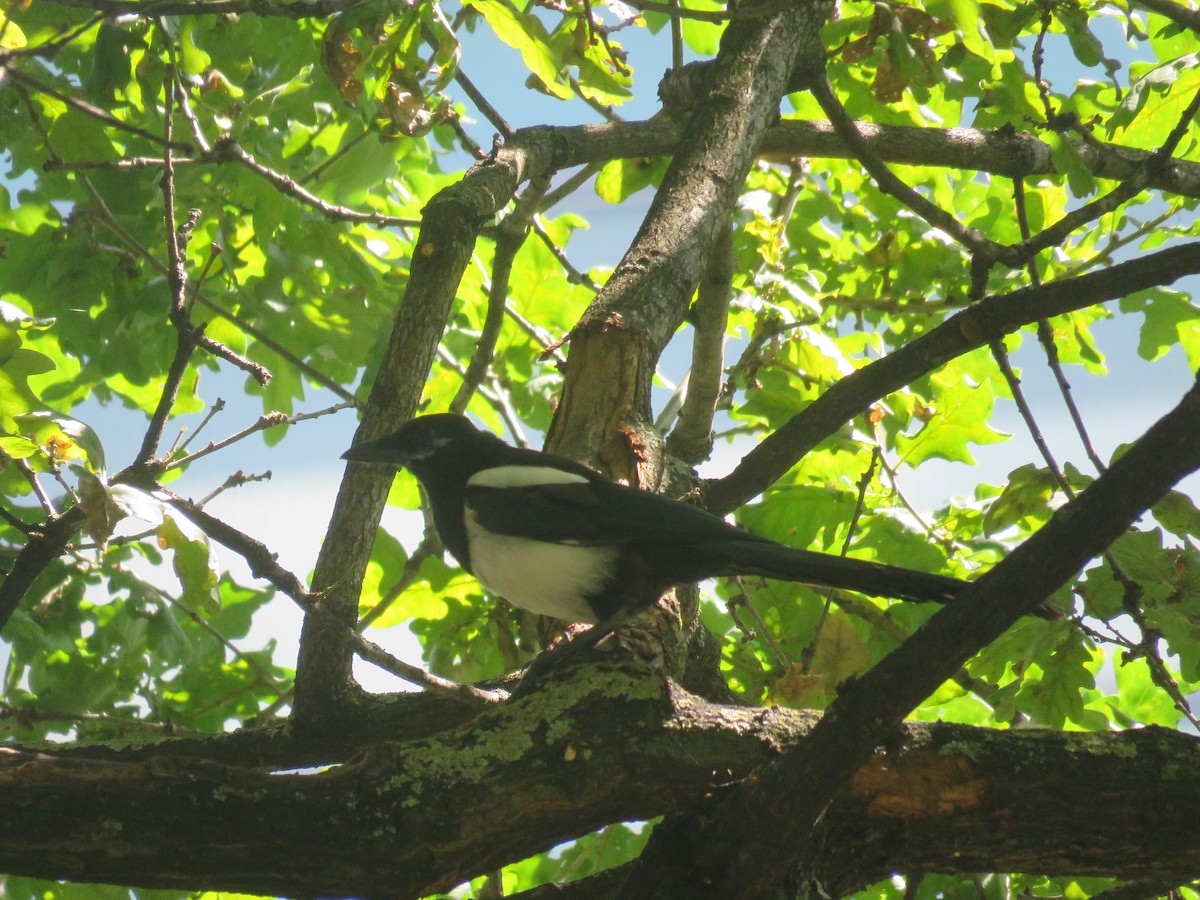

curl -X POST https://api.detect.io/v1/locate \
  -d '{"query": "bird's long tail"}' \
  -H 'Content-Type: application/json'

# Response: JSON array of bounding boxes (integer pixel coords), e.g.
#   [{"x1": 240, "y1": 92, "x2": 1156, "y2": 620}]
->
[{"x1": 697, "y1": 538, "x2": 965, "y2": 604}]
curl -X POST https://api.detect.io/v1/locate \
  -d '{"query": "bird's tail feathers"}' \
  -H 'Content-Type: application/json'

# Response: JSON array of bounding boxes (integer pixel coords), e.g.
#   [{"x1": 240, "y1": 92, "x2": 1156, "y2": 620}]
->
[{"x1": 703, "y1": 539, "x2": 964, "y2": 604}]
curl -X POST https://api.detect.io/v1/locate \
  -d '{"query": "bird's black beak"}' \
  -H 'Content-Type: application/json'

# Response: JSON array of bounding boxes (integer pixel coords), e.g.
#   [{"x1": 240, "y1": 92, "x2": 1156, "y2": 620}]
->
[{"x1": 341, "y1": 435, "x2": 405, "y2": 466}]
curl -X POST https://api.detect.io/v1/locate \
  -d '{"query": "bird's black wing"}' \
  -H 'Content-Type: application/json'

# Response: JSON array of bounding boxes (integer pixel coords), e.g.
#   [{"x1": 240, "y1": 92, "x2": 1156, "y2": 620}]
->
[{"x1": 464, "y1": 472, "x2": 751, "y2": 546}]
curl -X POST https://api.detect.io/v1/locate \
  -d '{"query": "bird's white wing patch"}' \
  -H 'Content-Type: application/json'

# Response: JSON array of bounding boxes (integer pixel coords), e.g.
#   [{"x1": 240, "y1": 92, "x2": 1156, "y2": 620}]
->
[
  {"x1": 467, "y1": 465, "x2": 589, "y2": 488},
  {"x1": 464, "y1": 508, "x2": 615, "y2": 624}
]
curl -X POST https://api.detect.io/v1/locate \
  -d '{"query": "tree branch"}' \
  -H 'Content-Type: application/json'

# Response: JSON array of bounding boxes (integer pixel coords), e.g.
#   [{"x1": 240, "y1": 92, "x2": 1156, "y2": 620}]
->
[
  {"x1": 637, "y1": 372, "x2": 1200, "y2": 897},
  {"x1": 547, "y1": 0, "x2": 834, "y2": 477},
  {"x1": 291, "y1": 130, "x2": 572, "y2": 722},
  {"x1": 2, "y1": 667, "x2": 1199, "y2": 898},
  {"x1": 665, "y1": 224, "x2": 733, "y2": 464},
  {"x1": 706, "y1": 240, "x2": 1200, "y2": 515},
  {"x1": 1130, "y1": 0, "x2": 1200, "y2": 32}
]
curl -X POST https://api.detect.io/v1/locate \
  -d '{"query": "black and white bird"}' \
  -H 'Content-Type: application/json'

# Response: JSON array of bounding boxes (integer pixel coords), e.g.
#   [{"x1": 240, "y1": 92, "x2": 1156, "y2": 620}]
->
[{"x1": 342, "y1": 414, "x2": 966, "y2": 624}]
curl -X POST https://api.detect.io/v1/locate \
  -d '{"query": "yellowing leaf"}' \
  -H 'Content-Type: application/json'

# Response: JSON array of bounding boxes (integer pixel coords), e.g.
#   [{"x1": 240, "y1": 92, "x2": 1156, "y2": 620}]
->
[
  {"x1": 78, "y1": 470, "x2": 120, "y2": 549},
  {"x1": 810, "y1": 612, "x2": 871, "y2": 687},
  {"x1": 769, "y1": 665, "x2": 829, "y2": 709}
]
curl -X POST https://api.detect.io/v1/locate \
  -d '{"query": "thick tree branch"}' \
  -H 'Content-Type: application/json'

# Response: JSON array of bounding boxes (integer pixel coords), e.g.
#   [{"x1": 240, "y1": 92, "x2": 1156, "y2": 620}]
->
[
  {"x1": 2, "y1": 665, "x2": 1198, "y2": 898},
  {"x1": 759, "y1": 120, "x2": 1200, "y2": 200},
  {"x1": 636, "y1": 372, "x2": 1200, "y2": 897},
  {"x1": 706, "y1": 240, "x2": 1200, "y2": 515},
  {"x1": 1131, "y1": 0, "x2": 1200, "y2": 32},
  {"x1": 547, "y1": 0, "x2": 834, "y2": 477},
  {"x1": 665, "y1": 224, "x2": 733, "y2": 465},
  {"x1": 291, "y1": 131, "x2": 573, "y2": 722}
]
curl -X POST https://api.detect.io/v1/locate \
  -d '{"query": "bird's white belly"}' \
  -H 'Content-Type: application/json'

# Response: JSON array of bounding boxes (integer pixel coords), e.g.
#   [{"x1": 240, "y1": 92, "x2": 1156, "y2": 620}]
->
[{"x1": 464, "y1": 511, "x2": 616, "y2": 624}]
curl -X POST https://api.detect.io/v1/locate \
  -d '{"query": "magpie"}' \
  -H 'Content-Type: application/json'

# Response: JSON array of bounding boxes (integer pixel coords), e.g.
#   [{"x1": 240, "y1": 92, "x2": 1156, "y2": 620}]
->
[{"x1": 342, "y1": 414, "x2": 968, "y2": 624}]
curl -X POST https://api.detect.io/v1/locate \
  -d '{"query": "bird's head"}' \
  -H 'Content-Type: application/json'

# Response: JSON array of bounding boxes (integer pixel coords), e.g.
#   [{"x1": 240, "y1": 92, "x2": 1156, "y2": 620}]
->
[{"x1": 342, "y1": 413, "x2": 482, "y2": 469}]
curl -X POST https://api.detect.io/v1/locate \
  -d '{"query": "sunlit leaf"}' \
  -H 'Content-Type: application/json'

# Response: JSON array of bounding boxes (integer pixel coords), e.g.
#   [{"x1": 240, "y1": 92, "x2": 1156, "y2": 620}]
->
[{"x1": 158, "y1": 513, "x2": 222, "y2": 615}]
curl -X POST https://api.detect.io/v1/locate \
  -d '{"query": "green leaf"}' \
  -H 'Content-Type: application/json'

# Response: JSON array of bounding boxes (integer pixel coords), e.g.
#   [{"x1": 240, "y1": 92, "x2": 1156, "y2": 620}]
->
[
  {"x1": 926, "y1": 0, "x2": 991, "y2": 58},
  {"x1": 594, "y1": 157, "x2": 660, "y2": 204},
  {"x1": 1044, "y1": 132, "x2": 1096, "y2": 197},
  {"x1": 1111, "y1": 656, "x2": 1193, "y2": 727},
  {"x1": 87, "y1": 23, "x2": 137, "y2": 102},
  {"x1": 983, "y1": 464, "x2": 1059, "y2": 536},
  {"x1": 0, "y1": 348, "x2": 58, "y2": 430},
  {"x1": 0, "y1": 8, "x2": 26, "y2": 49},
  {"x1": 895, "y1": 362, "x2": 1009, "y2": 467},
  {"x1": 0, "y1": 435, "x2": 39, "y2": 459},
  {"x1": 1120, "y1": 288, "x2": 1200, "y2": 369},
  {"x1": 179, "y1": 20, "x2": 213, "y2": 76},
  {"x1": 158, "y1": 513, "x2": 222, "y2": 615},
  {"x1": 14, "y1": 411, "x2": 106, "y2": 470},
  {"x1": 1057, "y1": 2, "x2": 1103, "y2": 68},
  {"x1": 680, "y1": 0, "x2": 724, "y2": 55},
  {"x1": 464, "y1": 0, "x2": 573, "y2": 99},
  {"x1": 1109, "y1": 53, "x2": 1200, "y2": 137},
  {"x1": 1153, "y1": 490, "x2": 1200, "y2": 540}
]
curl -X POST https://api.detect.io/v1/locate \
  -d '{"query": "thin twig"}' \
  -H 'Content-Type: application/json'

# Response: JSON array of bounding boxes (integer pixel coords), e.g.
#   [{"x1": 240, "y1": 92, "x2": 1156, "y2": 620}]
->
[
  {"x1": 875, "y1": 449, "x2": 947, "y2": 549},
  {"x1": 725, "y1": 578, "x2": 790, "y2": 671},
  {"x1": 1031, "y1": 10, "x2": 1056, "y2": 122},
  {"x1": 1012, "y1": 178, "x2": 1108, "y2": 473},
  {"x1": 622, "y1": 0, "x2": 797, "y2": 22},
  {"x1": 42, "y1": 156, "x2": 200, "y2": 171},
  {"x1": 158, "y1": 490, "x2": 506, "y2": 705},
  {"x1": 15, "y1": 11, "x2": 107, "y2": 59},
  {"x1": 69, "y1": 182, "x2": 335, "y2": 394},
  {"x1": 137, "y1": 64, "x2": 202, "y2": 468},
  {"x1": 166, "y1": 413, "x2": 288, "y2": 470},
  {"x1": 1065, "y1": 205, "x2": 1179, "y2": 276},
  {"x1": 666, "y1": 224, "x2": 732, "y2": 464},
  {"x1": 302, "y1": 129, "x2": 370, "y2": 184},
  {"x1": 173, "y1": 397, "x2": 228, "y2": 458},
  {"x1": 532, "y1": 216, "x2": 599, "y2": 290},
  {"x1": 168, "y1": 64, "x2": 212, "y2": 153},
  {"x1": 452, "y1": 67, "x2": 514, "y2": 141},
  {"x1": 1131, "y1": 0, "x2": 1200, "y2": 31},
  {"x1": 39, "y1": 0, "x2": 358, "y2": 18},
  {"x1": 990, "y1": 339, "x2": 1199, "y2": 728},
  {"x1": 1013, "y1": 84, "x2": 1200, "y2": 261},
  {"x1": 357, "y1": 527, "x2": 442, "y2": 631},
  {"x1": 505, "y1": 302, "x2": 566, "y2": 366},
  {"x1": 69, "y1": 169, "x2": 273, "y2": 388},
  {"x1": 0, "y1": 701, "x2": 205, "y2": 736},
  {"x1": 811, "y1": 74, "x2": 1006, "y2": 267},
  {"x1": 0, "y1": 506, "x2": 35, "y2": 535},
  {"x1": 668, "y1": 0, "x2": 684, "y2": 70},
  {"x1": 989, "y1": 339, "x2": 1068, "y2": 486},
  {"x1": 3, "y1": 67, "x2": 193, "y2": 153},
  {"x1": 451, "y1": 177, "x2": 551, "y2": 413},
  {"x1": 16, "y1": 460, "x2": 55, "y2": 516},
  {"x1": 540, "y1": 162, "x2": 603, "y2": 212},
  {"x1": 799, "y1": 447, "x2": 880, "y2": 675},
  {"x1": 195, "y1": 469, "x2": 273, "y2": 507},
  {"x1": 154, "y1": 584, "x2": 284, "y2": 694},
  {"x1": 210, "y1": 135, "x2": 422, "y2": 229},
  {"x1": 570, "y1": 75, "x2": 624, "y2": 124},
  {"x1": 167, "y1": 400, "x2": 356, "y2": 470}
]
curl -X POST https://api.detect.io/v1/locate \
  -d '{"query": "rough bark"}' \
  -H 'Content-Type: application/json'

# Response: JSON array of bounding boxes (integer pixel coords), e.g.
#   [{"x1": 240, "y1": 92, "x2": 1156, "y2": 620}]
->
[
  {"x1": 292, "y1": 131, "x2": 571, "y2": 722},
  {"x1": 546, "y1": 0, "x2": 834, "y2": 479},
  {"x1": 2, "y1": 664, "x2": 1198, "y2": 899}
]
